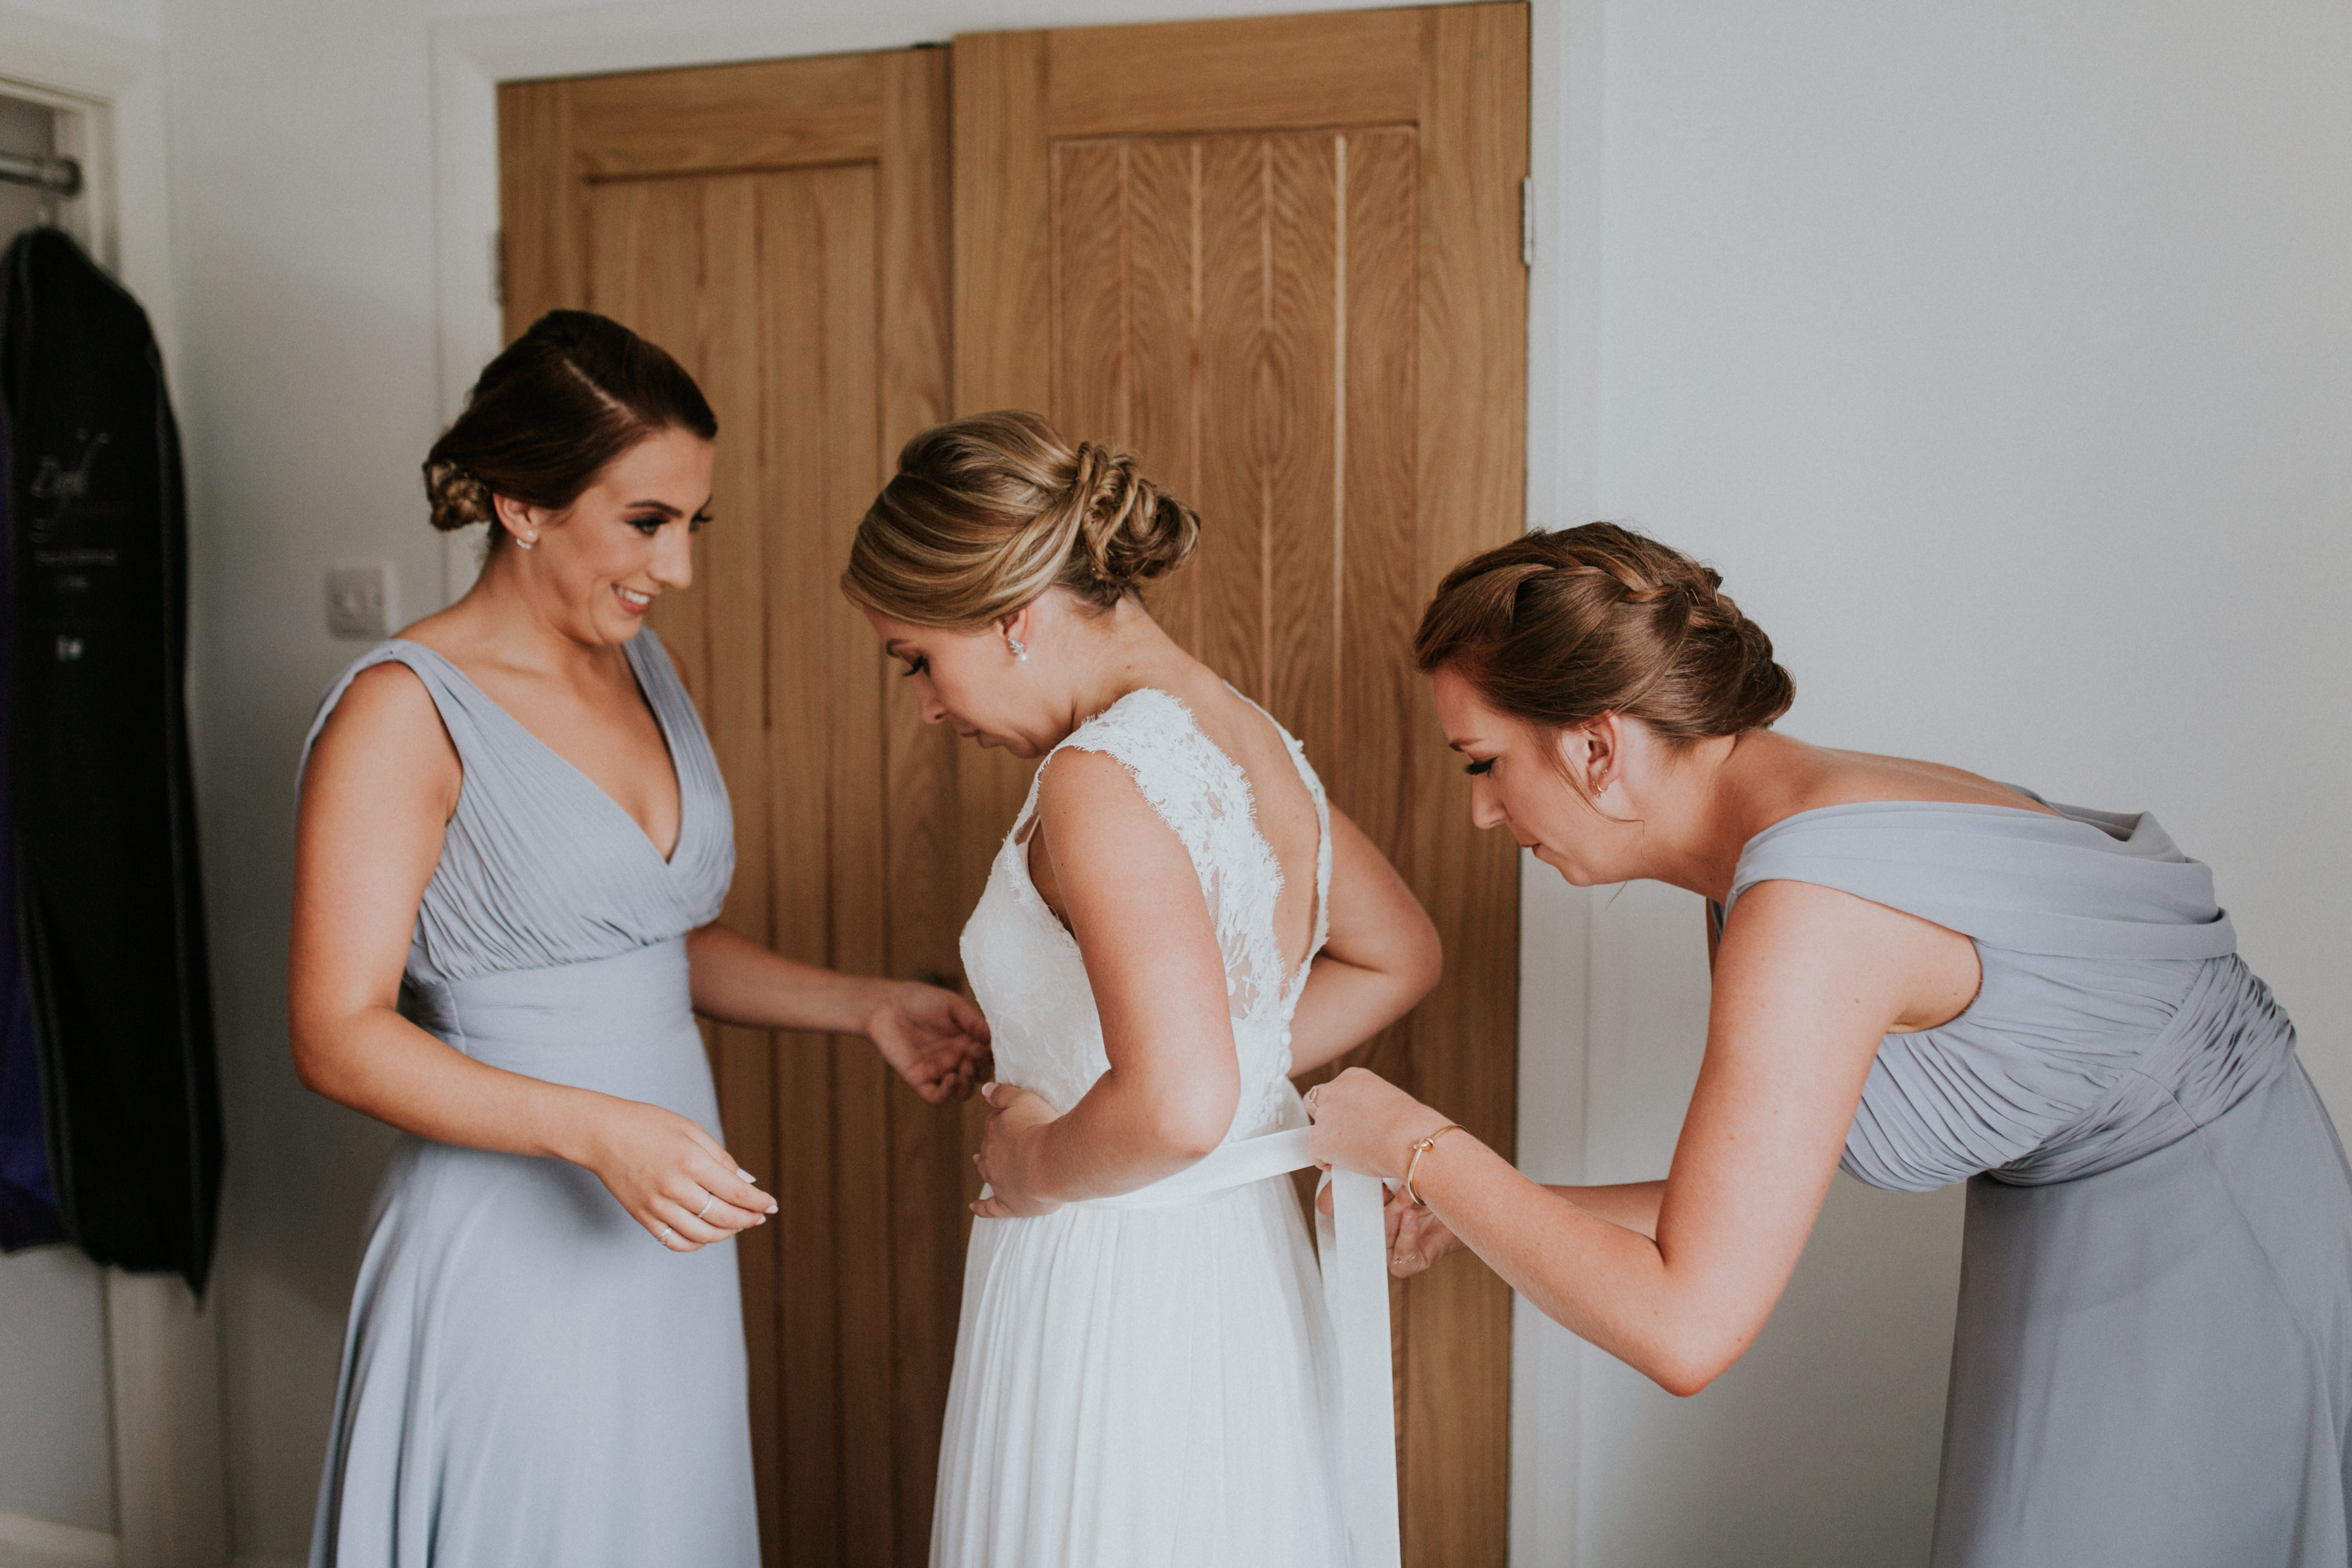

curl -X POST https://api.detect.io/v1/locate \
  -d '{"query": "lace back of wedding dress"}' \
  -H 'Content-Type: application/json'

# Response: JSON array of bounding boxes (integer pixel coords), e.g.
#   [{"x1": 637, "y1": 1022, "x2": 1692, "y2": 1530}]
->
[{"x1": 963, "y1": 686, "x2": 1333, "y2": 1142}]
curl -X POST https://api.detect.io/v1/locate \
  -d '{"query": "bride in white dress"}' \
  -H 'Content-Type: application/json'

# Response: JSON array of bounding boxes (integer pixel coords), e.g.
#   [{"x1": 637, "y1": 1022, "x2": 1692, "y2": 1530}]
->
[{"x1": 843, "y1": 412, "x2": 1441, "y2": 1567}]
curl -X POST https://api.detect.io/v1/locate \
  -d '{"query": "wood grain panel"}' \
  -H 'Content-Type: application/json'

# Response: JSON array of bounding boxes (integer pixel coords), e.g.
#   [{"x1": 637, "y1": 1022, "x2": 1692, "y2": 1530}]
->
[
  {"x1": 874, "y1": 49, "x2": 969, "y2": 1568},
  {"x1": 505, "y1": 48, "x2": 964, "y2": 1568},
  {"x1": 951, "y1": 30, "x2": 1053, "y2": 423},
  {"x1": 951, "y1": 30, "x2": 1054, "y2": 924},
  {"x1": 954, "y1": 9, "x2": 1528, "y2": 1564},
  {"x1": 1046, "y1": 10, "x2": 1421, "y2": 137},
  {"x1": 1334, "y1": 127, "x2": 1420, "y2": 1102},
  {"x1": 1263, "y1": 132, "x2": 1339, "y2": 753},
  {"x1": 1400, "y1": 9, "x2": 1526, "y2": 1565},
  {"x1": 496, "y1": 79, "x2": 577, "y2": 333},
  {"x1": 1192, "y1": 136, "x2": 1268, "y2": 703},
  {"x1": 756, "y1": 173, "x2": 845, "y2": 1568},
  {"x1": 696, "y1": 172, "x2": 789, "y2": 1563},
  {"x1": 810, "y1": 163, "x2": 900, "y2": 1568},
  {"x1": 568, "y1": 53, "x2": 883, "y2": 176},
  {"x1": 1124, "y1": 139, "x2": 1203, "y2": 655},
  {"x1": 1051, "y1": 141, "x2": 1128, "y2": 447}
]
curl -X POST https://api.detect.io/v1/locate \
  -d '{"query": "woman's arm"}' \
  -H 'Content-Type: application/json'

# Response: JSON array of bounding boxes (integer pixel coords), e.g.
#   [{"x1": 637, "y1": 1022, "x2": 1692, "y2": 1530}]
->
[
  {"x1": 289, "y1": 663, "x2": 775, "y2": 1250},
  {"x1": 1284, "y1": 807, "x2": 1442, "y2": 1076},
  {"x1": 660, "y1": 641, "x2": 991, "y2": 1104},
  {"x1": 1312, "y1": 879, "x2": 1956, "y2": 1395},
  {"x1": 686, "y1": 926, "x2": 991, "y2": 1104},
  {"x1": 969, "y1": 748, "x2": 1245, "y2": 1215}
]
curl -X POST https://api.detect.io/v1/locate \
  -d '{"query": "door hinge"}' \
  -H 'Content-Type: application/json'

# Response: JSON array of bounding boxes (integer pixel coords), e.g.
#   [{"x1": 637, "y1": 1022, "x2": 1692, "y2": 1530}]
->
[
  {"x1": 491, "y1": 228, "x2": 506, "y2": 307},
  {"x1": 1520, "y1": 179, "x2": 1534, "y2": 268}
]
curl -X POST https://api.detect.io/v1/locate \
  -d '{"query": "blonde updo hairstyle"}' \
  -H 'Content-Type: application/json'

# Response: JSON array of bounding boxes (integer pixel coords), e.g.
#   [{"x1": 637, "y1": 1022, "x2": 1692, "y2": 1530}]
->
[
  {"x1": 1414, "y1": 524, "x2": 1794, "y2": 781},
  {"x1": 841, "y1": 411, "x2": 1199, "y2": 628}
]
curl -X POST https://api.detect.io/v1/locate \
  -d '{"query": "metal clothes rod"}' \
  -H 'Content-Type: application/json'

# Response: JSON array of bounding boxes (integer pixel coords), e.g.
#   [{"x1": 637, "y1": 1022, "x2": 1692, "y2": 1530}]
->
[{"x1": 0, "y1": 150, "x2": 82, "y2": 197}]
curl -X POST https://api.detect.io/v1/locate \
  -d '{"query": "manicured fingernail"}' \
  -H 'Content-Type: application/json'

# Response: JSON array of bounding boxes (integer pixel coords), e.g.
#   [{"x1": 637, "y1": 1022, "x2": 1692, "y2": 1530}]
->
[
  {"x1": 738, "y1": 1169, "x2": 757, "y2": 1183},
  {"x1": 766, "y1": 1203, "x2": 778, "y2": 1215}
]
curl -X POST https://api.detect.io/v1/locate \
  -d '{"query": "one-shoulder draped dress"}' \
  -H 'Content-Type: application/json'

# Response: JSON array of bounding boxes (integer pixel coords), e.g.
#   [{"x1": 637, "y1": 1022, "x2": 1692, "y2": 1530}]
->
[
  {"x1": 1719, "y1": 797, "x2": 2352, "y2": 1568},
  {"x1": 299, "y1": 630, "x2": 757, "y2": 1568}
]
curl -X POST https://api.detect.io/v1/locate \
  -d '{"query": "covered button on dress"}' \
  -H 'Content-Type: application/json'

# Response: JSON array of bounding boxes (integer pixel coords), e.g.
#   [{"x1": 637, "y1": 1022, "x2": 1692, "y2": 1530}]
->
[{"x1": 1722, "y1": 797, "x2": 2352, "y2": 1568}]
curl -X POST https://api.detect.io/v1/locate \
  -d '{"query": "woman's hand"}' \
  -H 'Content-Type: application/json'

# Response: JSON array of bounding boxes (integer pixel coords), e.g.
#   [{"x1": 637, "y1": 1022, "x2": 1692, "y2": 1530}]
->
[
  {"x1": 1386, "y1": 1188, "x2": 1467, "y2": 1277},
  {"x1": 970, "y1": 1081, "x2": 1065, "y2": 1219},
  {"x1": 1305, "y1": 1065, "x2": 1449, "y2": 1182},
  {"x1": 866, "y1": 981, "x2": 994, "y2": 1104},
  {"x1": 574, "y1": 1096, "x2": 778, "y2": 1252}
]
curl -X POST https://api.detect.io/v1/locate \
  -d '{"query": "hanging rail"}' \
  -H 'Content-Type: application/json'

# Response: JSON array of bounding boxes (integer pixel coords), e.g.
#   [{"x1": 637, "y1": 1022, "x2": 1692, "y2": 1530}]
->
[{"x1": 0, "y1": 150, "x2": 82, "y2": 197}]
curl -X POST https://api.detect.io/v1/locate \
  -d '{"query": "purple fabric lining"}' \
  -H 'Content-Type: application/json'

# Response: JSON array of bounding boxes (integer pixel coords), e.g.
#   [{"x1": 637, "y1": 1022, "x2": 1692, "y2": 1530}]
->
[{"x1": 0, "y1": 396, "x2": 64, "y2": 1250}]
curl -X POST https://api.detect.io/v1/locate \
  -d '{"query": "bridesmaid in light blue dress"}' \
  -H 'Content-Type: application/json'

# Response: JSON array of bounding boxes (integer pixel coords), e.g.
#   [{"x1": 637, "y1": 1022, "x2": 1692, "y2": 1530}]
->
[
  {"x1": 1310, "y1": 524, "x2": 2352, "y2": 1566},
  {"x1": 291, "y1": 312, "x2": 989, "y2": 1567}
]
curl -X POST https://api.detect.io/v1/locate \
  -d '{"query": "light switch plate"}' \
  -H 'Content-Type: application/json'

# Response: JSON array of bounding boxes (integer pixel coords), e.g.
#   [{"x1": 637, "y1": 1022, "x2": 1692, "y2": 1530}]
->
[{"x1": 326, "y1": 563, "x2": 394, "y2": 640}]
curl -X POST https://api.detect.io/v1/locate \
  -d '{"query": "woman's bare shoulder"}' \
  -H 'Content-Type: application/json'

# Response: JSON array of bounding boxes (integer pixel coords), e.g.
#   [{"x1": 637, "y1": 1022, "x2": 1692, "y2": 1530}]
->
[
  {"x1": 1782, "y1": 740, "x2": 2059, "y2": 817},
  {"x1": 307, "y1": 659, "x2": 459, "y2": 803}
]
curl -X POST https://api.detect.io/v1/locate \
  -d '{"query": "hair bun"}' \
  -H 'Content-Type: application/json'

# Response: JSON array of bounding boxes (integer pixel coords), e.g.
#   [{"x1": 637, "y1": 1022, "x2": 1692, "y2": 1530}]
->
[
  {"x1": 842, "y1": 412, "x2": 1199, "y2": 627},
  {"x1": 422, "y1": 309, "x2": 716, "y2": 549},
  {"x1": 425, "y1": 461, "x2": 495, "y2": 532},
  {"x1": 1412, "y1": 522, "x2": 1795, "y2": 745},
  {"x1": 1070, "y1": 442, "x2": 1199, "y2": 593}
]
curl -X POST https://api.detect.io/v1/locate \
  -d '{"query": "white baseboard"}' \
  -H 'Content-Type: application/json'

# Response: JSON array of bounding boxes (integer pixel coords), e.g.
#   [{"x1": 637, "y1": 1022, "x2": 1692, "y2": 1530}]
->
[{"x1": 0, "y1": 1510, "x2": 119, "y2": 1568}]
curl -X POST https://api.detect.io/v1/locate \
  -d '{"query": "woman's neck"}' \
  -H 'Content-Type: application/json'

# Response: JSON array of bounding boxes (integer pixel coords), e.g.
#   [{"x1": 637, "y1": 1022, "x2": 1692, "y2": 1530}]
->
[
  {"x1": 1051, "y1": 599, "x2": 1203, "y2": 735},
  {"x1": 427, "y1": 552, "x2": 613, "y2": 682},
  {"x1": 1638, "y1": 731, "x2": 1806, "y2": 904}
]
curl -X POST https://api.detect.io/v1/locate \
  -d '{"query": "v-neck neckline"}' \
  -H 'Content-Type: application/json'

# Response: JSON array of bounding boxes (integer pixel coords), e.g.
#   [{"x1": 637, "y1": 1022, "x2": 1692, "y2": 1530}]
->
[{"x1": 396, "y1": 636, "x2": 689, "y2": 868}]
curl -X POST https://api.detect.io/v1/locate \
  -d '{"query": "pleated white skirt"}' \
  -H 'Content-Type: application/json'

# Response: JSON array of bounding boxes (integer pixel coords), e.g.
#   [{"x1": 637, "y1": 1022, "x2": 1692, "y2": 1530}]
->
[{"x1": 930, "y1": 1173, "x2": 1349, "y2": 1567}]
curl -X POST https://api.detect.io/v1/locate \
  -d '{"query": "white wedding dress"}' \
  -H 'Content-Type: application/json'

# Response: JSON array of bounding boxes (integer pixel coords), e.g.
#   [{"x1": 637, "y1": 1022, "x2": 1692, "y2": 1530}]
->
[{"x1": 931, "y1": 687, "x2": 1349, "y2": 1568}]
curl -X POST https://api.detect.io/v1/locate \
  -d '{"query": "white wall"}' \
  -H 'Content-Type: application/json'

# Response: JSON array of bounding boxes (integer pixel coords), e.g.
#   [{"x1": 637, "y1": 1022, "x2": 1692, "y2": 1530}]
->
[
  {"x1": 39, "y1": 0, "x2": 2345, "y2": 1562},
  {"x1": 1552, "y1": 1, "x2": 2352, "y2": 1562}
]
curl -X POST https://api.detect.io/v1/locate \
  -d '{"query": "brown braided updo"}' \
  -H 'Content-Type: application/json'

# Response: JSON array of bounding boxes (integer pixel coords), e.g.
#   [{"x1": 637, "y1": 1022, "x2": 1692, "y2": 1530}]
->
[
  {"x1": 1413, "y1": 524, "x2": 1794, "y2": 743},
  {"x1": 422, "y1": 309, "x2": 717, "y2": 547},
  {"x1": 840, "y1": 411, "x2": 1199, "y2": 627}
]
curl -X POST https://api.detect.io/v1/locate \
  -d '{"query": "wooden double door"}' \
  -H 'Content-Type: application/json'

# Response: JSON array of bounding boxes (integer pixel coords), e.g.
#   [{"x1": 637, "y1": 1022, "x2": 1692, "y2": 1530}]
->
[{"x1": 498, "y1": 9, "x2": 1525, "y2": 1564}]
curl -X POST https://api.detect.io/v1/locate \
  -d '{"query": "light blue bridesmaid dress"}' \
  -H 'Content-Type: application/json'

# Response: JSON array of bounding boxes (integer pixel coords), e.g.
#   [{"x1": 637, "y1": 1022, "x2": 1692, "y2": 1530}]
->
[
  {"x1": 1722, "y1": 795, "x2": 2352, "y2": 1568},
  {"x1": 299, "y1": 629, "x2": 757, "y2": 1568}
]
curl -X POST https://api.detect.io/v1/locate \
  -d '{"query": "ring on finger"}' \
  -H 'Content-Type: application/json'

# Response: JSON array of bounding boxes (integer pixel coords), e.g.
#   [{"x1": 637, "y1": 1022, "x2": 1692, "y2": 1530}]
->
[
  {"x1": 695, "y1": 1194, "x2": 717, "y2": 1221},
  {"x1": 1304, "y1": 1085, "x2": 1322, "y2": 1114},
  {"x1": 657, "y1": 1225, "x2": 675, "y2": 1243}
]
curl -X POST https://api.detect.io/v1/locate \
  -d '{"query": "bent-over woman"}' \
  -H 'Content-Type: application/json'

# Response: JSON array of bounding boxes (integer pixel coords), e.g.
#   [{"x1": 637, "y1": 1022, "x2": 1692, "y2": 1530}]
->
[{"x1": 1310, "y1": 523, "x2": 2352, "y2": 1568}]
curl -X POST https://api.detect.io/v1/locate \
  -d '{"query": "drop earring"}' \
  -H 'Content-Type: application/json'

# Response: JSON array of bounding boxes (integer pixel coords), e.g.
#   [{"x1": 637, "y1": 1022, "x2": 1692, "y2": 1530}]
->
[{"x1": 1006, "y1": 633, "x2": 1028, "y2": 663}]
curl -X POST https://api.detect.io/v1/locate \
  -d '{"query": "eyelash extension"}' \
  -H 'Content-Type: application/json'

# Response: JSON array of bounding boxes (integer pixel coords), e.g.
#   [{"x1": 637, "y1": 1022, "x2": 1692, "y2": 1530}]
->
[
  {"x1": 901, "y1": 655, "x2": 930, "y2": 679},
  {"x1": 1465, "y1": 758, "x2": 1496, "y2": 775},
  {"x1": 631, "y1": 512, "x2": 714, "y2": 535}
]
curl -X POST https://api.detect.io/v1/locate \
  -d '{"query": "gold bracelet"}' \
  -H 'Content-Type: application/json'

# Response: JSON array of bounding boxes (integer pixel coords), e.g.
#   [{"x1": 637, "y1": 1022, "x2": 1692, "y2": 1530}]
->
[{"x1": 1402, "y1": 1124, "x2": 1467, "y2": 1207}]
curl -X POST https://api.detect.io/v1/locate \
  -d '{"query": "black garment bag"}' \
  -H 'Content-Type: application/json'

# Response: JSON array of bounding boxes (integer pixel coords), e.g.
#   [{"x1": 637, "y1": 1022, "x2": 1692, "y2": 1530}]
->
[{"x1": 1, "y1": 226, "x2": 220, "y2": 1292}]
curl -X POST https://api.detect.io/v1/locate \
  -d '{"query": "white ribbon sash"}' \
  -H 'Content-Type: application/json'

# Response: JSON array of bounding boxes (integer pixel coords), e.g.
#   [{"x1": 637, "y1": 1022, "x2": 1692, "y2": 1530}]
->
[{"x1": 1085, "y1": 1127, "x2": 1401, "y2": 1568}]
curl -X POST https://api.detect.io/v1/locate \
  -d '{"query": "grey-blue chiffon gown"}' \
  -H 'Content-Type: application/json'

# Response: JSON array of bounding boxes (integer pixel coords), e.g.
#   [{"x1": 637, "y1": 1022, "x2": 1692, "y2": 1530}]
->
[
  {"x1": 1720, "y1": 797, "x2": 2352, "y2": 1568},
  {"x1": 299, "y1": 630, "x2": 757, "y2": 1568}
]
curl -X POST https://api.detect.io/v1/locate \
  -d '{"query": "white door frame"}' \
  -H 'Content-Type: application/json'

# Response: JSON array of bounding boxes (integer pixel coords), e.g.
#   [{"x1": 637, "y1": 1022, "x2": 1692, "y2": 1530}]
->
[
  {"x1": 0, "y1": 14, "x2": 227, "y2": 1568},
  {"x1": 427, "y1": 4, "x2": 1598, "y2": 1562}
]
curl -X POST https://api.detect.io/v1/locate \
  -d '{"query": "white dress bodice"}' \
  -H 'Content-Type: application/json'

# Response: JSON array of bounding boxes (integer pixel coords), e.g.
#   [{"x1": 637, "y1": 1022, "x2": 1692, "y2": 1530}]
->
[{"x1": 959, "y1": 686, "x2": 1333, "y2": 1143}]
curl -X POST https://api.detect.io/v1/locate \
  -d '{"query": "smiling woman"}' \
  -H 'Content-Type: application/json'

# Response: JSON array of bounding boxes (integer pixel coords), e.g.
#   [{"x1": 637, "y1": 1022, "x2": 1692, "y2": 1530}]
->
[{"x1": 287, "y1": 312, "x2": 993, "y2": 1568}]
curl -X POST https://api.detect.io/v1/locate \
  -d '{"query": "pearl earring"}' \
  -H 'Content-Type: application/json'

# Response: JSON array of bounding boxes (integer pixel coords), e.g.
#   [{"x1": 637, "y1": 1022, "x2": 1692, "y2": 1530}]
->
[
  {"x1": 1006, "y1": 634, "x2": 1028, "y2": 663},
  {"x1": 516, "y1": 530, "x2": 537, "y2": 551}
]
